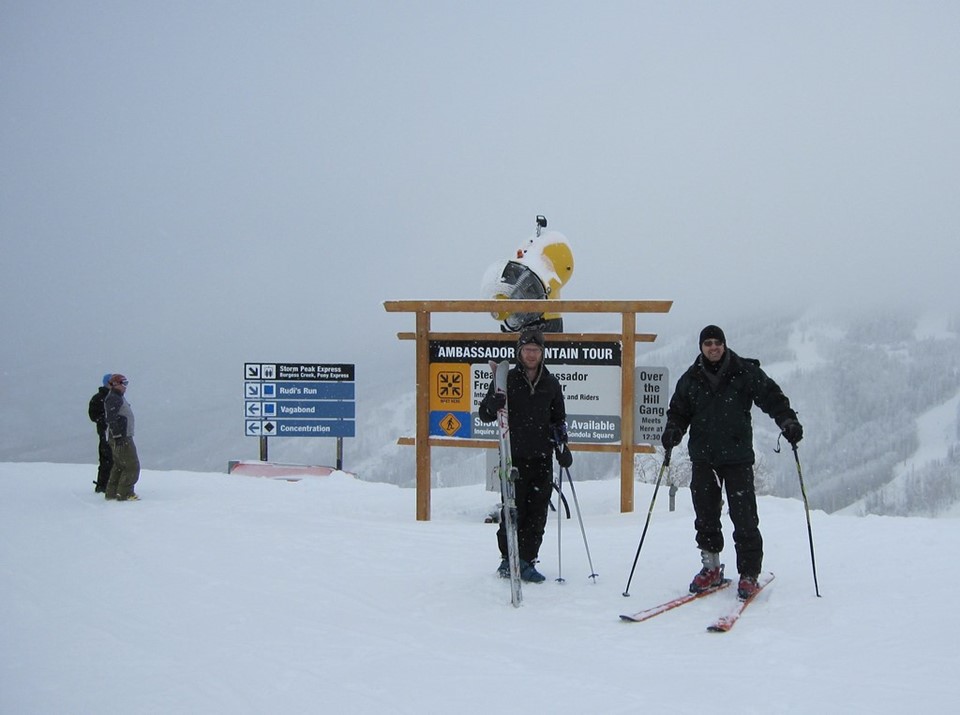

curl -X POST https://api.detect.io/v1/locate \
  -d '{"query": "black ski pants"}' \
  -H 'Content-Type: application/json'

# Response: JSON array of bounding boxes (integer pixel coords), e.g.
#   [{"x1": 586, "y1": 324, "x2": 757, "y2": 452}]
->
[
  {"x1": 498, "y1": 456, "x2": 553, "y2": 564},
  {"x1": 690, "y1": 461, "x2": 763, "y2": 578},
  {"x1": 95, "y1": 429, "x2": 113, "y2": 492}
]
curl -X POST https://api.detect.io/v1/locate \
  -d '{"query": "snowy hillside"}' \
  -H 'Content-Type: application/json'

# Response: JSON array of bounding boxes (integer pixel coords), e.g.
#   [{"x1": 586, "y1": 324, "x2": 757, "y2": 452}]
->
[{"x1": 1, "y1": 463, "x2": 955, "y2": 714}]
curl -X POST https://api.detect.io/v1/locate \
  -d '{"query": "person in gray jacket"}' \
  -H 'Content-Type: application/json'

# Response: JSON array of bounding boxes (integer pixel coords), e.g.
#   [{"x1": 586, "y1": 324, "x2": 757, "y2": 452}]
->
[{"x1": 103, "y1": 373, "x2": 140, "y2": 501}]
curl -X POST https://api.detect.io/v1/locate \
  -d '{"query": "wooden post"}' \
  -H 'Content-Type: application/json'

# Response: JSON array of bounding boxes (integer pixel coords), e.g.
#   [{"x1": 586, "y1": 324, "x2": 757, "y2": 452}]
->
[
  {"x1": 620, "y1": 312, "x2": 637, "y2": 513},
  {"x1": 415, "y1": 309, "x2": 431, "y2": 520}
]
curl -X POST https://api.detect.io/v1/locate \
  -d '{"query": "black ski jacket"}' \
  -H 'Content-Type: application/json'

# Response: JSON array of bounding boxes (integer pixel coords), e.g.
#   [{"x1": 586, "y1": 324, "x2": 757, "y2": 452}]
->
[
  {"x1": 666, "y1": 349, "x2": 797, "y2": 466},
  {"x1": 479, "y1": 363, "x2": 566, "y2": 462},
  {"x1": 88, "y1": 386, "x2": 109, "y2": 436}
]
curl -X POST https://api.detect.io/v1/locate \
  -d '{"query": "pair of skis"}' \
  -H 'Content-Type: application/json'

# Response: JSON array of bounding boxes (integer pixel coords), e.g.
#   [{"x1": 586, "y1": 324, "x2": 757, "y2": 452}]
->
[
  {"x1": 491, "y1": 360, "x2": 522, "y2": 607},
  {"x1": 620, "y1": 572, "x2": 775, "y2": 632}
]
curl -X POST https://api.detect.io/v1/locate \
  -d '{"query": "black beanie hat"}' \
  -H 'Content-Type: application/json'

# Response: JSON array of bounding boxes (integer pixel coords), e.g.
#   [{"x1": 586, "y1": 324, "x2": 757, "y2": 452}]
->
[
  {"x1": 699, "y1": 325, "x2": 726, "y2": 346},
  {"x1": 517, "y1": 328, "x2": 546, "y2": 349}
]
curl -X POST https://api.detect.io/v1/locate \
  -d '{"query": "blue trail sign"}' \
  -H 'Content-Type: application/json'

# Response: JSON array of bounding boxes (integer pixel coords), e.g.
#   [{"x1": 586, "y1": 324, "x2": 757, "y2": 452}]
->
[{"x1": 243, "y1": 363, "x2": 355, "y2": 439}]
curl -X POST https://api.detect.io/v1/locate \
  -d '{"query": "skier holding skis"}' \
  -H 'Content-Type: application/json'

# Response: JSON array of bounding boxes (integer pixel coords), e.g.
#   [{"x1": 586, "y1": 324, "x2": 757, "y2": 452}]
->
[
  {"x1": 661, "y1": 325, "x2": 803, "y2": 600},
  {"x1": 479, "y1": 329, "x2": 572, "y2": 583}
]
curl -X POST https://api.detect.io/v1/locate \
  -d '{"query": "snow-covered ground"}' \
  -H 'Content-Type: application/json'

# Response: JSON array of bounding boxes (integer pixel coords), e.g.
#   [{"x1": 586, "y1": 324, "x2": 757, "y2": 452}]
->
[{"x1": 1, "y1": 462, "x2": 955, "y2": 714}]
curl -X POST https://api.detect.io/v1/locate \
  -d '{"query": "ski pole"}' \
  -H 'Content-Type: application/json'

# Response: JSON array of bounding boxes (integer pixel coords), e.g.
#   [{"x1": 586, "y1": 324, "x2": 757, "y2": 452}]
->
[
  {"x1": 563, "y1": 466, "x2": 598, "y2": 582},
  {"x1": 792, "y1": 445, "x2": 822, "y2": 597},
  {"x1": 622, "y1": 450, "x2": 671, "y2": 597},
  {"x1": 555, "y1": 464, "x2": 565, "y2": 583}
]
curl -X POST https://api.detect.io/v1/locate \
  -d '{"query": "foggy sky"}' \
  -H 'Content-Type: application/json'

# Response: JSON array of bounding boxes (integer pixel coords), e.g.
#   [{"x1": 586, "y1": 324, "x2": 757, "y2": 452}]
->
[{"x1": 2, "y1": 2, "x2": 959, "y2": 466}]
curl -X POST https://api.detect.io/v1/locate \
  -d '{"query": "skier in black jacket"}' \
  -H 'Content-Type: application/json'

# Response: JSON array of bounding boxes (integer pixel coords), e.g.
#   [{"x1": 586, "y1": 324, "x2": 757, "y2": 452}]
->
[
  {"x1": 87, "y1": 374, "x2": 113, "y2": 493},
  {"x1": 661, "y1": 325, "x2": 803, "y2": 599},
  {"x1": 479, "y1": 329, "x2": 571, "y2": 583}
]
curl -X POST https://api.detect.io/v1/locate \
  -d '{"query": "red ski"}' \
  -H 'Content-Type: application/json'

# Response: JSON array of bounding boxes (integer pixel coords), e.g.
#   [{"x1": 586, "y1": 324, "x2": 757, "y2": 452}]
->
[
  {"x1": 706, "y1": 572, "x2": 776, "y2": 633},
  {"x1": 620, "y1": 579, "x2": 732, "y2": 623}
]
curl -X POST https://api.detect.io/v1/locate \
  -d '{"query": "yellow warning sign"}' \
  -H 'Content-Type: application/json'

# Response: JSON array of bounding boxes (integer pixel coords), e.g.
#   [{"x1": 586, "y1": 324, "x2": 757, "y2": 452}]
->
[
  {"x1": 439, "y1": 413, "x2": 462, "y2": 436},
  {"x1": 430, "y1": 364, "x2": 470, "y2": 410}
]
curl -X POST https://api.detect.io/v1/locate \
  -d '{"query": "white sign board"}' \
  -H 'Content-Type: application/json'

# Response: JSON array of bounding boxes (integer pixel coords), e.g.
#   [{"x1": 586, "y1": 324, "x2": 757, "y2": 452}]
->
[{"x1": 633, "y1": 366, "x2": 669, "y2": 445}]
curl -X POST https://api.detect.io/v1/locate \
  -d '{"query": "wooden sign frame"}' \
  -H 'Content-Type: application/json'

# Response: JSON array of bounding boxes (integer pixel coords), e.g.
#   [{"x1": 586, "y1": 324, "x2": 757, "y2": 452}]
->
[{"x1": 384, "y1": 299, "x2": 672, "y2": 520}]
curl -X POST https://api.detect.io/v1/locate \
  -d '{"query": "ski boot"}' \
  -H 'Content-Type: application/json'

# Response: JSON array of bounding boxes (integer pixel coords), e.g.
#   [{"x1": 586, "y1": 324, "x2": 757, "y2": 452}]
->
[
  {"x1": 689, "y1": 550, "x2": 724, "y2": 593},
  {"x1": 737, "y1": 575, "x2": 760, "y2": 600},
  {"x1": 519, "y1": 560, "x2": 545, "y2": 583}
]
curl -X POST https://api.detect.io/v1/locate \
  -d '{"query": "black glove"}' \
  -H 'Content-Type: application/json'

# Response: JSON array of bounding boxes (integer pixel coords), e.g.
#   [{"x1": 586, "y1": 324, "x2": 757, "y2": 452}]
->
[
  {"x1": 482, "y1": 393, "x2": 506, "y2": 414},
  {"x1": 556, "y1": 444, "x2": 573, "y2": 469},
  {"x1": 550, "y1": 421, "x2": 569, "y2": 446},
  {"x1": 661, "y1": 425, "x2": 683, "y2": 450},
  {"x1": 780, "y1": 418, "x2": 803, "y2": 445}
]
